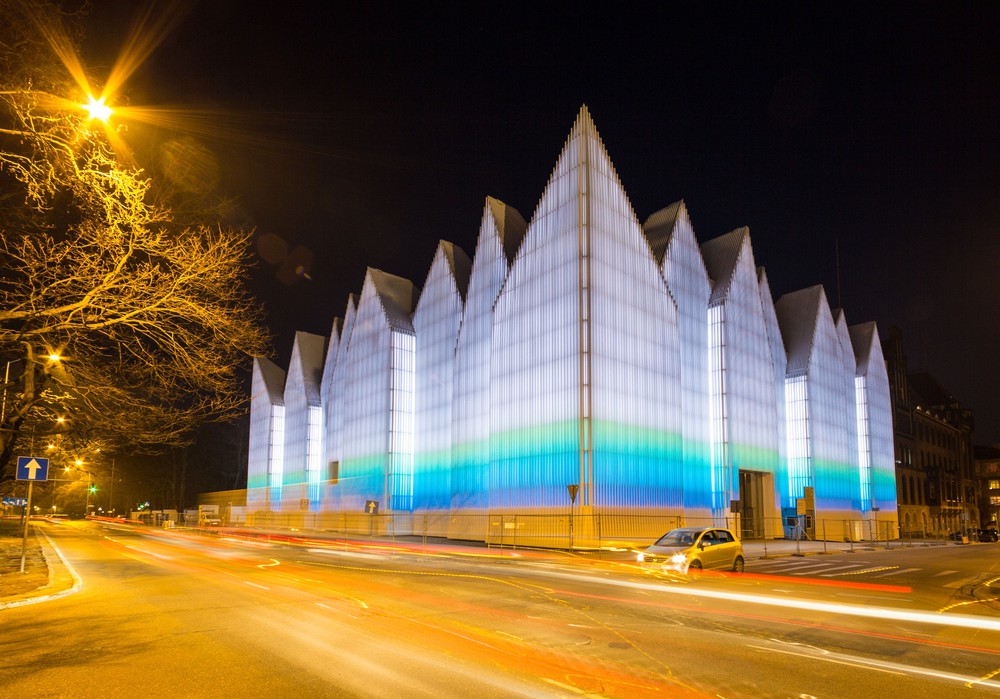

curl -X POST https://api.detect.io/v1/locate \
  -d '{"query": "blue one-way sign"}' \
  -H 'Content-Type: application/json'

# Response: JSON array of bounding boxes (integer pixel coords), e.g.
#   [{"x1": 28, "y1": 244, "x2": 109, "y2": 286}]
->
[
  {"x1": 2, "y1": 497, "x2": 28, "y2": 506},
  {"x1": 16, "y1": 456, "x2": 49, "y2": 481}
]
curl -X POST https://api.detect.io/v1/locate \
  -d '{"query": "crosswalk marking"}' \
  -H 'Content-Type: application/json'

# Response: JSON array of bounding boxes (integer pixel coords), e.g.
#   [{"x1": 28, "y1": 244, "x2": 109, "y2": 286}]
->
[
  {"x1": 870, "y1": 567, "x2": 921, "y2": 578},
  {"x1": 750, "y1": 560, "x2": 970, "y2": 584}
]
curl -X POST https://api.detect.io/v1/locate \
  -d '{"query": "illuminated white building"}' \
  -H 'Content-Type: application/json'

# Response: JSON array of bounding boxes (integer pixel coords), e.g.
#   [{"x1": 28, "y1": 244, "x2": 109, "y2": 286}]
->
[{"x1": 247, "y1": 107, "x2": 897, "y2": 543}]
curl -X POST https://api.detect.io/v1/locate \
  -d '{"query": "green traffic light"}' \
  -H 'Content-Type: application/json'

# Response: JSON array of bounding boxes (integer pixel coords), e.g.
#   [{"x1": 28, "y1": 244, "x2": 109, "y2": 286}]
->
[{"x1": 89, "y1": 483, "x2": 96, "y2": 493}]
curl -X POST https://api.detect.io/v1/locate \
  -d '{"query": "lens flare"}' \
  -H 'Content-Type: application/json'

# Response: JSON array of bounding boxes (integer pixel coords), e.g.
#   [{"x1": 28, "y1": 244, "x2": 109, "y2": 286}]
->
[{"x1": 83, "y1": 95, "x2": 112, "y2": 122}]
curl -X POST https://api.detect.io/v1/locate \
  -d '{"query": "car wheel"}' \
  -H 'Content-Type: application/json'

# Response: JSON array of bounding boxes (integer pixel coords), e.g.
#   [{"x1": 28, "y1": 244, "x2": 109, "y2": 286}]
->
[
  {"x1": 733, "y1": 556, "x2": 745, "y2": 573},
  {"x1": 687, "y1": 560, "x2": 702, "y2": 573}
]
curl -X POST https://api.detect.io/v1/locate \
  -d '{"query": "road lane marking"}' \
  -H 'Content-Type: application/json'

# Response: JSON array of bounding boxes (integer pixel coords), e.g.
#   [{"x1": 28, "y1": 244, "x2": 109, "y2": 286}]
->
[
  {"x1": 124, "y1": 545, "x2": 173, "y2": 560},
  {"x1": 934, "y1": 570, "x2": 959, "y2": 577},
  {"x1": 243, "y1": 581, "x2": 270, "y2": 590},
  {"x1": 870, "y1": 567, "x2": 921, "y2": 578},
  {"x1": 967, "y1": 666, "x2": 1000, "y2": 688},
  {"x1": 828, "y1": 566, "x2": 897, "y2": 576},
  {"x1": 256, "y1": 559, "x2": 280, "y2": 569},
  {"x1": 939, "y1": 598, "x2": 1000, "y2": 613},
  {"x1": 750, "y1": 642, "x2": 1000, "y2": 688},
  {"x1": 306, "y1": 548, "x2": 384, "y2": 560}
]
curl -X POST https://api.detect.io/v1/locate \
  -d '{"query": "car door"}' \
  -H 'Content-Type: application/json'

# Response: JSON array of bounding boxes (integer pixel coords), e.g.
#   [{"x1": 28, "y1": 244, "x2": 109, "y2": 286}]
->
[
  {"x1": 697, "y1": 529, "x2": 723, "y2": 568},
  {"x1": 712, "y1": 529, "x2": 737, "y2": 568}
]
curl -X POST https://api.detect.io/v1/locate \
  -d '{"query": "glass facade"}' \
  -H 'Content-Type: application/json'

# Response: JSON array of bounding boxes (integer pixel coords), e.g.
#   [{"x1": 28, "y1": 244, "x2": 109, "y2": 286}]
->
[
  {"x1": 247, "y1": 357, "x2": 285, "y2": 511},
  {"x1": 246, "y1": 107, "x2": 897, "y2": 540},
  {"x1": 412, "y1": 243, "x2": 470, "y2": 513}
]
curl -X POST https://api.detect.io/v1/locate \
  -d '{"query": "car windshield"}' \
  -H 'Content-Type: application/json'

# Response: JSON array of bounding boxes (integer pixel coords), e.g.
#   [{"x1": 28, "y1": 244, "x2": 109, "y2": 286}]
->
[{"x1": 655, "y1": 530, "x2": 697, "y2": 546}]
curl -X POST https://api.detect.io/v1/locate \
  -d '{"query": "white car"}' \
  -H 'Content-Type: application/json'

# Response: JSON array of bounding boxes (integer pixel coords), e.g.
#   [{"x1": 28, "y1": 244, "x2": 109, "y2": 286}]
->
[{"x1": 638, "y1": 526, "x2": 745, "y2": 574}]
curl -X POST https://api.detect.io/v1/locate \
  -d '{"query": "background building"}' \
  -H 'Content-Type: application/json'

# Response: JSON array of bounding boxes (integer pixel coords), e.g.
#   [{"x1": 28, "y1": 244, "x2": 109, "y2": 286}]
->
[
  {"x1": 247, "y1": 109, "x2": 897, "y2": 545},
  {"x1": 976, "y1": 445, "x2": 1000, "y2": 530},
  {"x1": 883, "y1": 328, "x2": 980, "y2": 537}
]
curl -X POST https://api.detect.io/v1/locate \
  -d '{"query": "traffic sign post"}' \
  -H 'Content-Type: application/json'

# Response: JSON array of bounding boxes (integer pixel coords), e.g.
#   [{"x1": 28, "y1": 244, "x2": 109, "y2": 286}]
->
[
  {"x1": 16, "y1": 456, "x2": 49, "y2": 574},
  {"x1": 20, "y1": 479, "x2": 34, "y2": 573}
]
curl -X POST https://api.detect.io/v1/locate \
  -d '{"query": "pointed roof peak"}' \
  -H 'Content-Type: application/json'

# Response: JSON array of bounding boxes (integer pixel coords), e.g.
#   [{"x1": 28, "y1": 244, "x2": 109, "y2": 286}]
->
[
  {"x1": 427, "y1": 240, "x2": 473, "y2": 301},
  {"x1": 367, "y1": 267, "x2": 417, "y2": 333},
  {"x1": 702, "y1": 226, "x2": 753, "y2": 304},
  {"x1": 775, "y1": 285, "x2": 829, "y2": 374},
  {"x1": 484, "y1": 197, "x2": 527, "y2": 264},
  {"x1": 254, "y1": 357, "x2": 286, "y2": 403},
  {"x1": 642, "y1": 200, "x2": 690, "y2": 265}
]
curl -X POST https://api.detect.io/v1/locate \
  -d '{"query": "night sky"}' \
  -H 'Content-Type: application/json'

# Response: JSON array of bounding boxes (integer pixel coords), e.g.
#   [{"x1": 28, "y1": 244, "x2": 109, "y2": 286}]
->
[{"x1": 81, "y1": 2, "x2": 999, "y2": 442}]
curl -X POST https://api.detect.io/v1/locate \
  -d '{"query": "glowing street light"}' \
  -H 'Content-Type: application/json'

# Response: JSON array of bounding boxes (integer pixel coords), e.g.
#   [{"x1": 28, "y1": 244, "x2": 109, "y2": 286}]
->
[{"x1": 82, "y1": 95, "x2": 112, "y2": 122}]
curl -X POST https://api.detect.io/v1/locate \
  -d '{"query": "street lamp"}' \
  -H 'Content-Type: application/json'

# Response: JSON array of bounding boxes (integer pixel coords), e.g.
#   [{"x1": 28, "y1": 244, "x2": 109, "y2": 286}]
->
[{"x1": 82, "y1": 95, "x2": 112, "y2": 122}]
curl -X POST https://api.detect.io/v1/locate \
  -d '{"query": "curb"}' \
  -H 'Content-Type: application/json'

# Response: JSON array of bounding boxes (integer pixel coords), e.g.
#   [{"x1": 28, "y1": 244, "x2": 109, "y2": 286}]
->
[{"x1": 0, "y1": 526, "x2": 82, "y2": 610}]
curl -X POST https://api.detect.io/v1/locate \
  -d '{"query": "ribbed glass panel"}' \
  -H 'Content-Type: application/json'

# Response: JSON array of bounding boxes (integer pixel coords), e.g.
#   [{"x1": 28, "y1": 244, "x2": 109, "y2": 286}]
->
[
  {"x1": 413, "y1": 248, "x2": 463, "y2": 512},
  {"x1": 247, "y1": 359, "x2": 282, "y2": 510},
  {"x1": 268, "y1": 405, "x2": 285, "y2": 510},
  {"x1": 452, "y1": 210, "x2": 508, "y2": 514},
  {"x1": 339, "y1": 278, "x2": 394, "y2": 513},
  {"x1": 283, "y1": 351, "x2": 308, "y2": 487},
  {"x1": 708, "y1": 240, "x2": 784, "y2": 520},
  {"x1": 758, "y1": 271, "x2": 789, "y2": 508},
  {"x1": 859, "y1": 329, "x2": 897, "y2": 512},
  {"x1": 307, "y1": 405, "x2": 323, "y2": 506},
  {"x1": 324, "y1": 297, "x2": 357, "y2": 503},
  {"x1": 588, "y1": 139, "x2": 682, "y2": 513},
  {"x1": 662, "y1": 213, "x2": 712, "y2": 515},
  {"x1": 807, "y1": 302, "x2": 860, "y2": 511},
  {"x1": 785, "y1": 375, "x2": 810, "y2": 498},
  {"x1": 855, "y1": 375, "x2": 872, "y2": 510},
  {"x1": 491, "y1": 114, "x2": 682, "y2": 513},
  {"x1": 388, "y1": 331, "x2": 415, "y2": 511},
  {"x1": 708, "y1": 303, "x2": 729, "y2": 514},
  {"x1": 490, "y1": 132, "x2": 586, "y2": 512}
]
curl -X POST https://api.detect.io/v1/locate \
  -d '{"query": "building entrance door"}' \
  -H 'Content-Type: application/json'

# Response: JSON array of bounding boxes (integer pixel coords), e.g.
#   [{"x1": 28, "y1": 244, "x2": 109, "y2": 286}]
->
[{"x1": 738, "y1": 470, "x2": 766, "y2": 539}]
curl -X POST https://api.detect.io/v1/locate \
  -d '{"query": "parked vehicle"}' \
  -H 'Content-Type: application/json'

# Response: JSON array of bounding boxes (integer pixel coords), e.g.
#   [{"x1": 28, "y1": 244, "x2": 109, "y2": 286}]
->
[
  {"x1": 638, "y1": 526, "x2": 745, "y2": 574},
  {"x1": 977, "y1": 529, "x2": 999, "y2": 542}
]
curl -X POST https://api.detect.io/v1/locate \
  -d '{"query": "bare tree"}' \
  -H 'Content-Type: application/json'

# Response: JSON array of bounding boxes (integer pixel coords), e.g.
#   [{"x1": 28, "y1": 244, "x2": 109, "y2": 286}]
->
[{"x1": 0, "y1": 1, "x2": 270, "y2": 476}]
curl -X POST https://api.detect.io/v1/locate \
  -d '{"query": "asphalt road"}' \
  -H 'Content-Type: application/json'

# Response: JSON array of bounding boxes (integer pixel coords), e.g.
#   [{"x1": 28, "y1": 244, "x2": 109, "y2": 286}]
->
[{"x1": 3, "y1": 520, "x2": 1000, "y2": 698}]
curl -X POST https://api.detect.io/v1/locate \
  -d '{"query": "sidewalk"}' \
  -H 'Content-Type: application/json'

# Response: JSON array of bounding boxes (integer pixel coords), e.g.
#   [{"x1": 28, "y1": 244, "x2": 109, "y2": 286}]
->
[{"x1": 0, "y1": 523, "x2": 80, "y2": 609}]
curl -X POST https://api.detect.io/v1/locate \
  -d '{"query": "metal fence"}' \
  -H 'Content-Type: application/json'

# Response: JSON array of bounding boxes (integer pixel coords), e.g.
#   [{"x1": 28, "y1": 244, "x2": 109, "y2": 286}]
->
[{"x1": 241, "y1": 510, "x2": 912, "y2": 553}]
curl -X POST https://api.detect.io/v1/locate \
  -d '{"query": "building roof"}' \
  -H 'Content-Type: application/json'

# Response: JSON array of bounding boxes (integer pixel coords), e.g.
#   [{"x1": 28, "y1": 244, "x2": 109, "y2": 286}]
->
[
  {"x1": 701, "y1": 227, "x2": 750, "y2": 305},
  {"x1": 439, "y1": 240, "x2": 472, "y2": 301},
  {"x1": 643, "y1": 200, "x2": 685, "y2": 266},
  {"x1": 486, "y1": 196, "x2": 527, "y2": 266},
  {"x1": 775, "y1": 285, "x2": 825, "y2": 375},
  {"x1": 253, "y1": 357, "x2": 286, "y2": 404},
  {"x1": 289, "y1": 331, "x2": 326, "y2": 405},
  {"x1": 848, "y1": 321, "x2": 877, "y2": 370},
  {"x1": 368, "y1": 268, "x2": 417, "y2": 333}
]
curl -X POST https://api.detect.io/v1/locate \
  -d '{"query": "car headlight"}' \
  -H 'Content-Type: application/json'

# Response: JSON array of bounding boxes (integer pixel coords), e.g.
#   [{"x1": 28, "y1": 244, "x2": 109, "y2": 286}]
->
[
  {"x1": 637, "y1": 552, "x2": 646, "y2": 563},
  {"x1": 670, "y1": 553, "x2": 687, "y2": 564}
]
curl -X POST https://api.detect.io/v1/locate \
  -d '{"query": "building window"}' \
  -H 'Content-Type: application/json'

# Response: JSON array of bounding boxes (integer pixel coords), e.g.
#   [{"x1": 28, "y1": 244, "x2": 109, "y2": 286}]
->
[{"x1": 990, "y1": 479, "x2": 1000, "y2": 491}]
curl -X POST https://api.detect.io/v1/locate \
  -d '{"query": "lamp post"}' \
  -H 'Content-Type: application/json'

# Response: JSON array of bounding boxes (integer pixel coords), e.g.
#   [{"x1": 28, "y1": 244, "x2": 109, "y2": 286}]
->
[{"x1": 1, "y1": 358, "x2": 22, "y2": 426}]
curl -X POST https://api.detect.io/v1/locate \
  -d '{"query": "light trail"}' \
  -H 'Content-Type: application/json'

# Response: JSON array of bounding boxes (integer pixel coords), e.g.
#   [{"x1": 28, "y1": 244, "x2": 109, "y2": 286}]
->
[
  {"x1": 543, "y1": 569, "x2": 1000, "y2": 633},
  {"x1": 751, "y1": 641, "x2": 1000, "y2": 690}
]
